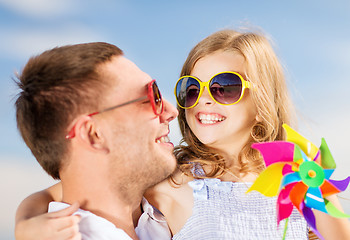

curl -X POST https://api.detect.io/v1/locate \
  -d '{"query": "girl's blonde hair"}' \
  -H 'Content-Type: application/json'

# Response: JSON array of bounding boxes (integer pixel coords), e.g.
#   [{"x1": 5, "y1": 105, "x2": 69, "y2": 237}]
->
[{"x1": 174, "y1": 29, "x2": 295, "y2": 179}]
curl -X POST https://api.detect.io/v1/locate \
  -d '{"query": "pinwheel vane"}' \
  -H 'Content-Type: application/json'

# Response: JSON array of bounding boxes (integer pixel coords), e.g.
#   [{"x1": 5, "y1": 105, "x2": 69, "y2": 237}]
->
[{"x1": 246, "y1": 124, "x2": 350, "y2": 239}]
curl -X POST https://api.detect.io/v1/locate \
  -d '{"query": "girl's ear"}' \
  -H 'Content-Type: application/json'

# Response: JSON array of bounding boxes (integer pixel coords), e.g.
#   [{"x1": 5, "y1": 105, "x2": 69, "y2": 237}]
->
[{"x1": 255, "y1": 113, "x2": 262, "y2": 122}]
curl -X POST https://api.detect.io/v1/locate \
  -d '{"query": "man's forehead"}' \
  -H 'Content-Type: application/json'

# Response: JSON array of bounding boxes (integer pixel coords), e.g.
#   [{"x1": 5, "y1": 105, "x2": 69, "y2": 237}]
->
[
  {"x1": 100, "y1": 55, "x2": 152, "y2": 100},
  {"x1": 104, "y1": 56, "x2": 151, "y2": 87}
]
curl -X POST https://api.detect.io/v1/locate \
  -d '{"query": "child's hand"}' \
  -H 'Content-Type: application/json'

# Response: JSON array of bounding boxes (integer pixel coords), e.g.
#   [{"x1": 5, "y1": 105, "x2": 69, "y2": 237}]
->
[{"x1": 15, "y1": 202, "x2": 81, "y2": 240}]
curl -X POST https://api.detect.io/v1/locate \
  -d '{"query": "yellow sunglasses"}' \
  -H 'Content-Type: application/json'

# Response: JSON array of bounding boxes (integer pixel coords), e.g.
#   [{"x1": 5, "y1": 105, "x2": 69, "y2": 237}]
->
[{"x1": 174, "y1": 71, "x2": 251, "y2": 109}]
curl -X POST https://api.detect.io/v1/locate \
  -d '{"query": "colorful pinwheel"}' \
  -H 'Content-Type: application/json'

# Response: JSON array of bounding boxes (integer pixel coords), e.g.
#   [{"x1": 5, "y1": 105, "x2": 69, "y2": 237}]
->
[{"x1": 246, "y1": 124, "x2": 350, "y2": 239}]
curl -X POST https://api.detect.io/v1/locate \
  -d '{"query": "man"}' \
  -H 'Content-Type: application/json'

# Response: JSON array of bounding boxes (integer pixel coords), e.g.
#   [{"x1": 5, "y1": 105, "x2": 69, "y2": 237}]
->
[{"x1": 15, "y1": 42, "x2": 178, "y2": 239}]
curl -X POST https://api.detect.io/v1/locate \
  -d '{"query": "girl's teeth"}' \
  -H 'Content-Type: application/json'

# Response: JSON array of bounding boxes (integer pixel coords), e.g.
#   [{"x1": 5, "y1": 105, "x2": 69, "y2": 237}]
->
[{"x1": 198, "y1": 113, "x2": 225, "y2": 124}]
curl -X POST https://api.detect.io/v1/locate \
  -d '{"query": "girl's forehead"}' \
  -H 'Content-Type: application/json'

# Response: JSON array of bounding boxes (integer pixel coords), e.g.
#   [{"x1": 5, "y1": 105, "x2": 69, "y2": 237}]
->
[{"x1": 191, "y1": 51, "x2": 246, "y2": 79}]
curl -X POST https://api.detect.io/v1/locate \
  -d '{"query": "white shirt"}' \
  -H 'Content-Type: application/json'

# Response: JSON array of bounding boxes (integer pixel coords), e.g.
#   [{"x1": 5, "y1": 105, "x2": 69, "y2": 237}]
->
[
  {"x1": 48, "y1": 198, "x2": 171, "y2": 240},
  {"x1": 136, "y1": 198, "x2": 171, "y2": 239}
]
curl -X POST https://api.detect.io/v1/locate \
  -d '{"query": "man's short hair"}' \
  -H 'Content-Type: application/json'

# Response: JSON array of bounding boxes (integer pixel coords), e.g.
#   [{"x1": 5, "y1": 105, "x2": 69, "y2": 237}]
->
[{"x1": 15, "y1": 42, "x2": 123, "y2": 179}]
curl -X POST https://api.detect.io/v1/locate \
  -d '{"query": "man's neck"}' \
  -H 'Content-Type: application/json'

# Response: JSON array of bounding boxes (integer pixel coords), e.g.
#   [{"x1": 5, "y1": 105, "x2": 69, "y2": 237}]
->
[
  {"x1": 86, "y1": 196, "x2": 142, "y2": 240},
  {"x1": 61, "y1": 175, "x2": 144, "y2": 239}
]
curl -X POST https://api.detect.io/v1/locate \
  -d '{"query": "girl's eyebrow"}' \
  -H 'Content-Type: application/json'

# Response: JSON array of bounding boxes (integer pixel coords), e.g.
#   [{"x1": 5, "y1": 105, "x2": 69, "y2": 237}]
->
[{"x1": 191, "y1": 71, "x2": 246, "y2": 81}]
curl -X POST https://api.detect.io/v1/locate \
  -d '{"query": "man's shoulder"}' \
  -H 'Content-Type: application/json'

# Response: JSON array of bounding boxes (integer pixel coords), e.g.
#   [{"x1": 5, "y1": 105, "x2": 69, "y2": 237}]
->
[{"x1": 49, "y1": 202, "x2": 132, "y2": 240}]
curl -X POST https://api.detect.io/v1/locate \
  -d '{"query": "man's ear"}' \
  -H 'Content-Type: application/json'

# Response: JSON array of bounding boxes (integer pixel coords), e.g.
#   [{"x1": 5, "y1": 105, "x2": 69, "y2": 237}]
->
[{"x1": 74, "y1": 116, "x2": 109, "y2": 152}]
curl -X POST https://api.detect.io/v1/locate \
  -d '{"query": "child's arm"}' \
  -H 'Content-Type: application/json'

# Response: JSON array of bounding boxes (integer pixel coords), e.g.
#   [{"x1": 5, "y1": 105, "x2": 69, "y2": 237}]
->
[
  {"x1": 15, "y1": 182, "x2": 81, "y2": 240},
  {"x1": 315, "y1": 195, "x2": 350, "y2": 239}
]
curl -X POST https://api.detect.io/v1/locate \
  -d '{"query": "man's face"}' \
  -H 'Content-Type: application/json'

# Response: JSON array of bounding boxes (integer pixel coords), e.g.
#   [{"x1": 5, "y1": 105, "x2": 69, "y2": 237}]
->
[{"x1": 96, "y1": 56, "x2": 178, "y2": 193}]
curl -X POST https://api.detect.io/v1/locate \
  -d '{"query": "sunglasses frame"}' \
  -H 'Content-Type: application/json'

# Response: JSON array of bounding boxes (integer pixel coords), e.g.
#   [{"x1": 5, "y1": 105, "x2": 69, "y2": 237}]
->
[
  {"x1": 66, "y1": 79, "x2": 163, "y2": 139},
  {"x1": 174, "y1": 71, "x2": 251, "y2": 109}
]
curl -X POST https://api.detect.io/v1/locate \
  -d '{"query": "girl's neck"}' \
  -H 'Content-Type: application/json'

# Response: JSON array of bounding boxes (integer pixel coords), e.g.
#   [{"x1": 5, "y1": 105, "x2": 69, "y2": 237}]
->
[
  {"x1": 200, "y1": 152, "x2": 258, "y2": 183},
  {"x1": 219, "y1": 167, "x2": 258, "y2": 182}
]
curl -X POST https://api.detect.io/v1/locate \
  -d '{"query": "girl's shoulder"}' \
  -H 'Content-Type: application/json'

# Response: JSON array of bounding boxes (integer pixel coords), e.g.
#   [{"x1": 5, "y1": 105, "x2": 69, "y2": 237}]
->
[
  {"x1": 145, "y1": 168, "x2": 193, "y2": 201},
  {"x1": 144, "y1": 169, "x2": 194, "y2": 234}
]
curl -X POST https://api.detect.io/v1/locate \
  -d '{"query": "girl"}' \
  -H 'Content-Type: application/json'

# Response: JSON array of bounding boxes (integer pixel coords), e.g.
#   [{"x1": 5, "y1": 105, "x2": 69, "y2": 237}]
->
[
  {"x1": 146, "y1": 29, "x2": 308, "y2": 239},
  {"x1": 15, "y1": 29, "x2": 350, "y2": 239}
]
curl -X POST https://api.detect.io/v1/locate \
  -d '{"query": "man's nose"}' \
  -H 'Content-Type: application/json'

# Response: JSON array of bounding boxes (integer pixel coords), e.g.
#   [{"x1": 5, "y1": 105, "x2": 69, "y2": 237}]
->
[{"x1": 160, "y1": 98, "x2": 178, "y2": 123}]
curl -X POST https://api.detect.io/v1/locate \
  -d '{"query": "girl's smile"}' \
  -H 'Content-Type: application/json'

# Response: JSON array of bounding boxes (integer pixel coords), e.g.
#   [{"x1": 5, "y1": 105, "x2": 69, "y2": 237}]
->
[{"x1": 196, "y1": 112, "x2": 226, "y2": 125}]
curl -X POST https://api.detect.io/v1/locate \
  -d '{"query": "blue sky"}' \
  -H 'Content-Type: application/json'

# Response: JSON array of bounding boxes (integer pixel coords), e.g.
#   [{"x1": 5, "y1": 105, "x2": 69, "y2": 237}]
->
[{"x1": 1, "y1": 1, "x2": 349, "y2": 239}]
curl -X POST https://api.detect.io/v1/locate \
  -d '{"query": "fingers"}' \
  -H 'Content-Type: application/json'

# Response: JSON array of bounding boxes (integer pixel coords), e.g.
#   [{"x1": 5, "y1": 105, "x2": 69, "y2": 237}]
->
[
  {"x1": 15, "y1": 213, "x2": 81, "y2": 240},
  {"x1": 55, "y1": 215, "x2": 81, "y2": 231},
  {"x1": 15, "y1": 203, "x2": 82, "y2": 240},
  {"x1": 49, "y1": 202, "x2": 80, "y2": 218},
  {"x1": 56, "y1": 219, "x2": 81, "y2": 240},
  {"x1": 68, "y1": 232, "x2": 82, "y2": 240}
]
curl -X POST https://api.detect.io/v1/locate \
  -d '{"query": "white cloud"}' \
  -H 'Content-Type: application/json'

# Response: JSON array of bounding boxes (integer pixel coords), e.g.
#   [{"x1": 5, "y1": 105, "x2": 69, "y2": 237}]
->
[
  {"x1": 0, "y1": 24, "x2": 108, "y2": 61},
  {"x1": 0, "y1": 0, "x2": 76, "y2": 18}
]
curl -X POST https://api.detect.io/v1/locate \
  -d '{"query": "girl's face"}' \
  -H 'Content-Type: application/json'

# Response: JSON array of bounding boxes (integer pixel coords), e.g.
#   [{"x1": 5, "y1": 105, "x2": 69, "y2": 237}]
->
[{"x1": 185, "y1": 50, "x2": 257, "y2": 153}]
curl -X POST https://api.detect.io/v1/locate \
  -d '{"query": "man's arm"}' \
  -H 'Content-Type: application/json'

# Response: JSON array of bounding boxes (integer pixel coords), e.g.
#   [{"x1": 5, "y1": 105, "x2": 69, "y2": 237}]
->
[{"x1": 15, "y1": 183, "x2": 81, "y2": 240}]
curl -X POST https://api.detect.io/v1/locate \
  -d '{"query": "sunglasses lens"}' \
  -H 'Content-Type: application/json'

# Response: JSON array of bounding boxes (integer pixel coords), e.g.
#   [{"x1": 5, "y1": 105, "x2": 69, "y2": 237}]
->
[
  {"x1": 210, "y1": 72, "x2": 243, "y2": 104},
  {"x1": 152, "y1": 81, "x2": 163, "y2": 115},
  {"x1": 176, "y1": 77, "x2": 201, "y2": 108}
]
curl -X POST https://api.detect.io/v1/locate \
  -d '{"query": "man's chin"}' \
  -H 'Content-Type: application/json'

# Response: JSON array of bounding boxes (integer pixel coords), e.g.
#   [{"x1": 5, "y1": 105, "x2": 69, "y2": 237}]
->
[{"x1": 150, "y1": 162, "x2": 175, "y2": 187}]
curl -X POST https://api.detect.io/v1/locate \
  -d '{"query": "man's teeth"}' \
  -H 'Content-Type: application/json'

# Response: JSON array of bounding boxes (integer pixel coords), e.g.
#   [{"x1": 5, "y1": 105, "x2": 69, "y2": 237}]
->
[
  {"x1": 156, "y1": 136, "x2": 170, "y2": 143},
  {"x1": 198, "y1": 113, "x2": 225, "y2": 124}
]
